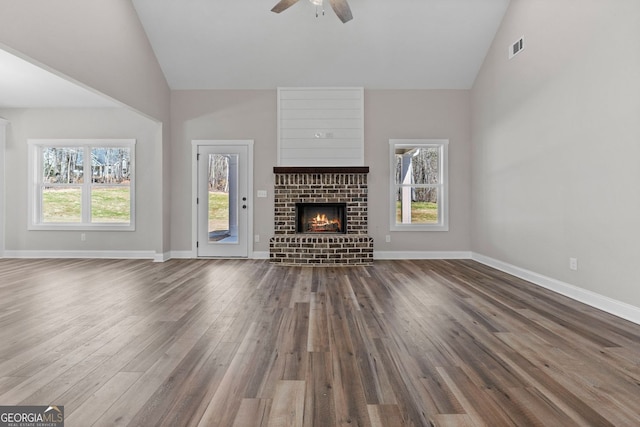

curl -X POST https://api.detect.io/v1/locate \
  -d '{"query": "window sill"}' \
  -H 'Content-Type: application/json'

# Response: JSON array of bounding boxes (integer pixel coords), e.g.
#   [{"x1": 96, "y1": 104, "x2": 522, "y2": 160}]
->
[
  {"x1": 28, "y1": 224, "x2": 135, "y2": 232},
  {"x1": 390, "y1": 224, "x2": 449, "y2": 232}
]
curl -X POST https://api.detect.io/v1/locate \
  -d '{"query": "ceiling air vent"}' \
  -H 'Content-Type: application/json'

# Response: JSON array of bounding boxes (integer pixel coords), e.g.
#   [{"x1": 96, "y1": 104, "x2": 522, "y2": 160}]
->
[{"x1": 509, "y1": 36, "x2": 524, "y2": 59}]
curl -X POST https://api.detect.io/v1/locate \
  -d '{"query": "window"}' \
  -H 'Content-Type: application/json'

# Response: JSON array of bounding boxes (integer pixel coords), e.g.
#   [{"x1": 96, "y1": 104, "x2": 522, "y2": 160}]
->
[
  {"x1": 390, "y1": 139, "x2": 448, "y2": 231},
  {"x1": 28, "y1": 139, "x2": 135, "y2": 230}
]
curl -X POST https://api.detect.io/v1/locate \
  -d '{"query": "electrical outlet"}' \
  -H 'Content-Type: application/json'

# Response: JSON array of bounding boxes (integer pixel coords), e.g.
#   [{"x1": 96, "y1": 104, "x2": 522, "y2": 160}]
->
[
  {"x1": 81, "y1": 233, "x2": 86, "y2": 241},
  {"x1": 385, "y1": 235, "x2": 391, "y2": 243},
  {"x1": 254, "y1": 234, "x2": 260, "y2": 243},
  {"x1": 569, "y1": 257, "x2": 578, "y2": 271}
]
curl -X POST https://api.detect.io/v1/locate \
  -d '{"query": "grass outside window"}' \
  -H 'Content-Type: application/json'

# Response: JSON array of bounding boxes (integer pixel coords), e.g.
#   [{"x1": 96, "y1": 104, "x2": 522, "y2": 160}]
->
[
  {"x1": 43, "y1": 187, "x2": 131, "y2": 223},
  {"x1": 208, "y1": 191, "x2": 230, "y2": 232},
  {"x1": 43, "y1": 187, "x2": 82, "y2": 222},
  {"x1": 91, "y1": 187, "x2": 131, "y2": 223},
  {"x1": 395, "y1": 201, "x2": 438, "y2": 224}
]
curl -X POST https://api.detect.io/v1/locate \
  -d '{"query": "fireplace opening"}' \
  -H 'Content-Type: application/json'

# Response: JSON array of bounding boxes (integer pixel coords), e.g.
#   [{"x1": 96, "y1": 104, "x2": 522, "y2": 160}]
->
[{"x1": 296, "y1": 203, "x2": 346, "y2": 234}]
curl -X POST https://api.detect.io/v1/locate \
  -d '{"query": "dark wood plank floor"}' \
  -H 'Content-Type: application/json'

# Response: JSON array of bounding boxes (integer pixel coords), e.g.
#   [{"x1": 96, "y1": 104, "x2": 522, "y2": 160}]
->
[{"x1": 0, "y1": 258, "x2": 639, "y2": 426}]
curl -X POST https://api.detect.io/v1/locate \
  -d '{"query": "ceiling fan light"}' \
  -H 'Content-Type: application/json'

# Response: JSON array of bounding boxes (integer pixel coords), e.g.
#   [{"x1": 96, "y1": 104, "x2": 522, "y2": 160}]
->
[{"x1": 309, "y1": 0, "x2": 323, "y2": 6}]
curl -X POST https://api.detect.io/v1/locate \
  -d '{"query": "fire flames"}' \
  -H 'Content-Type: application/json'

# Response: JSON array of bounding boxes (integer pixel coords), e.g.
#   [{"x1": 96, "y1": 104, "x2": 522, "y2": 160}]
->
[{"x1": 308, "y1": 213, "x2": 342, "y2": 232}]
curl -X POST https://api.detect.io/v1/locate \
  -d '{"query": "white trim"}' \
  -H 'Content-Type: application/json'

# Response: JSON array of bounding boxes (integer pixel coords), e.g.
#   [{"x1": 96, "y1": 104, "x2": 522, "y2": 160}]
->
[
  {"x1": 159, "y1": 250, "x2": 269, "y2": 261},
  {"x1": 374, "y1": 251, "x2": 472, "y2": 260},
  {"x1": 167, "y1": 250, "x2": 473, "y2": 261},
  {"x1": 191, "y1": 142, "x2": 199, "y2": 258},
  {"x1": 472, "y1": 253, "x2": 640, "y2": 326},
  {"x1": 191, "y1": 140, "x2": 254, "y2": 259},
  {"x1": 0, "y1": 118, "x2": 7, "y2": 258},
  {"x1": 168, "y1": 250, "x2": 195, "y2": 260},
  {"x1": 247, "y1": 143, "x2": 254, "y2": 259},
  {"x1": 3, "y1": 249, "x2": 156, "y2": 259},
  {"x1": 153, "y1": 252, "x2": 171, "y2": 262},
  {"x1": 27, "y1": 139, "x2": 136, "y2": 231},
  {"x1": 252, "y1": 251, "x2": 270, "y2": 260}
]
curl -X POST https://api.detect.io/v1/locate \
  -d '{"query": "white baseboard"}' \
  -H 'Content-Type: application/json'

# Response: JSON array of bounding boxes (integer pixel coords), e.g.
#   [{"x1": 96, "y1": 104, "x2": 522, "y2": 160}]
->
[
  {"x1": 3, "y1": 249, "x2": 157, "y2": 260},
  {"x1": 164, "y1": 250, "x2": 471, "y2": 261},
  {"x1": 167, "y1": 250, "x2": 195, "y2": 260},
  {"x1": 154, "y1": 252, "x2": 170, "y2": 262},
  {"x1": 156, "y1": 250, "x2": 269, "y2": 261},
  {"x1": 252, "y1": 251, "x2": 270, "y2": 260},
  {"x1": 163, "y1": 250, "x2": 267, "y2": 260},
  {"x1": 472, "y1": 252, "x2": 640, "y2": 326},
  {"x1": 374, "y1": 251, "x2": 472, "y2": 260}
]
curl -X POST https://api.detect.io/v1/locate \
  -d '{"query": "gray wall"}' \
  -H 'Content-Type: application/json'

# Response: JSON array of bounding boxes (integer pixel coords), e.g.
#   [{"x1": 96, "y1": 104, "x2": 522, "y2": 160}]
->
[
  {"x1": 170, "y1": 90, "x2": 277, "y2": 254},
  {"x1": 471, "y1": 0, "x2": 640, "y2": 306},
  {"x1": 366, "y1": 90, "x2": 471, "y2": 253},
  {"x1": 0, "y1": 0, "x2": 172, "y2": 255},
  {"x1": 0, "y1": 108, "x2": 161, "y2": 253},
  {"x1": 170, "y1": 89, "x2": 472, "y2": 254}
]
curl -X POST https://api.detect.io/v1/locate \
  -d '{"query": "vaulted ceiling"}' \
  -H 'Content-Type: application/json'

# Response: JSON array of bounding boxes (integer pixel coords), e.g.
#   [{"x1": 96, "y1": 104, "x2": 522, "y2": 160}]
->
[
  {"x1": 0, "y1": 0, "x2": 509, "y2": 108},
  {"x1": 132, "y1": 0, "x2": 510, "y2": 89},
  {"x1": 0, "y1": 48, "x2": 120, "y2": 108}
]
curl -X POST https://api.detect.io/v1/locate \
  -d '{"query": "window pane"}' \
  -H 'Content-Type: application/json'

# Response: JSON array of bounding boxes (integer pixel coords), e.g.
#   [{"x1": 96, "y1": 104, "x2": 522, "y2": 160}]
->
[
  {"x1": 208, "y1": 154, "x2": 239, "y2": 243},
  {"x1": 42, "y1": 147, "x2": 83, "y2": 184},
  {"x1": 91, "y1": 186, "x2": 131, "y2": 223},
  {"x1": 42, "y1": 186, "x2": 82, "y2": 222},
  {"x1": 30, "y1": 139, "x2": 135, "y2": 230},
  {"x1": 209, "y1": 190, "x2": 230, "y2": 241},
  {"x1": 92, "y1": 147, "x2": 131, "y2": 184},
  {"x1": 394, "y1": 146, "x2": 440, "y2": 185},
  {"x1": 395, "y1": 187, "x2": 439, "y2": 224}
]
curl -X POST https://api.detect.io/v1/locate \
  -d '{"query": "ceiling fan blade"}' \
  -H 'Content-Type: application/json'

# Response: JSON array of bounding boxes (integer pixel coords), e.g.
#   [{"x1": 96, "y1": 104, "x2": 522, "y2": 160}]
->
[
  {"x1": 271, "y1": 0, "x2": 301, "y2": 13},
  {"x1": 328, "y1": 0, "x2": 353, "y2": 23}
]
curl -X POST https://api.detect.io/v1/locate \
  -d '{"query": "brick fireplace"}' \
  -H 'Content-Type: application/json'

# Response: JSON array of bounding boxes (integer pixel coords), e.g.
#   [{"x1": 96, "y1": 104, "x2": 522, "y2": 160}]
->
[{"x1": 269, "y1": 167, "x2": 374, "y2": 266}]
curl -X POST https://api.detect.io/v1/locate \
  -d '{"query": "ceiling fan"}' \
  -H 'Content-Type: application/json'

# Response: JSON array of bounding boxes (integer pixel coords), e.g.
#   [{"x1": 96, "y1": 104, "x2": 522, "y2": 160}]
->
[{"x1": 271, "y1": 0, "x2": 353, "y2": 23}]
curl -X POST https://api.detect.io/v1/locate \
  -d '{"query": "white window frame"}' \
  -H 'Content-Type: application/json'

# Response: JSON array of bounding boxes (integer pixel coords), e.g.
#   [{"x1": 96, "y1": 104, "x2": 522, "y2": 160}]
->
[
  {"x1": 389, "y1": 139, "x2": 449, "y2": 231},
  {"x1": 28, "y1": 139, "x2": 135, "y2": 231}
]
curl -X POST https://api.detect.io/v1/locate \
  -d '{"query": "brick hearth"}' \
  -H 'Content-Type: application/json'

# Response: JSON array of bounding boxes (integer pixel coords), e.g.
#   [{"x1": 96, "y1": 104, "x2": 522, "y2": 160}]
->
[{"x1": 269, "y1": 167, "x2": 374, "y2": 266}]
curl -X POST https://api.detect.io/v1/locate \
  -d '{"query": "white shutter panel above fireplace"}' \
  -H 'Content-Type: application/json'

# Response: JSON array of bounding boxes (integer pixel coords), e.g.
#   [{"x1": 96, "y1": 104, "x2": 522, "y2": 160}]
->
[{"x1": 277, "y1": 87, "x2": 364, "y2": 166}]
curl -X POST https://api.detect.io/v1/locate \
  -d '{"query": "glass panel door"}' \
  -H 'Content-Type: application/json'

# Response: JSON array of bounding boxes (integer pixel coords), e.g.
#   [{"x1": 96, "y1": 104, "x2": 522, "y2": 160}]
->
[{"x1": 197, "y1": 144, "x2": 248, "y2": 257}]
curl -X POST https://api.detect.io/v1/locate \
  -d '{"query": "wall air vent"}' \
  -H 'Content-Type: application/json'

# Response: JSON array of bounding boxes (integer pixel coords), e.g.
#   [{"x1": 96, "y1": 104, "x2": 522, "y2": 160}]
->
[{"x1": 509, "y1": 36, "x2": 524, "y2": 59}]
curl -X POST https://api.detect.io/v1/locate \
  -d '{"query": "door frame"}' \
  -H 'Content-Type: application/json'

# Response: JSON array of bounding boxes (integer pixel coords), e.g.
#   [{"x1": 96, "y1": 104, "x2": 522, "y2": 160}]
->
[
  {"x1": 191, "y1": 140, "x2": 254, "y2": 258},
  {"x1": 0, "y1": 118, "x2": 7, "y2": 258}
]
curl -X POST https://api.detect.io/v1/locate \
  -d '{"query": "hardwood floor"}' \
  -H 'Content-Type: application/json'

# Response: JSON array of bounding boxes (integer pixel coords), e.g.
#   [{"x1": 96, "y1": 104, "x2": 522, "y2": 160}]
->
[{"x1": 0, "y1": 258, "x2": 639, "y2": 426}]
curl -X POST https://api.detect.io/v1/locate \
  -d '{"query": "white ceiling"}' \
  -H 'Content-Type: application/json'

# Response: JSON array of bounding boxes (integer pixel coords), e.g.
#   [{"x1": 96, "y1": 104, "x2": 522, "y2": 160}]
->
[
  {"x1": 132, "y1": 0, "x2": 510, "y2": 90},
  {"x1": 0, "y1": 49, "x2": 119, "y2": 109},
  {"x1": 0, "y1": 0, "x2": 509, "y2": 109}
]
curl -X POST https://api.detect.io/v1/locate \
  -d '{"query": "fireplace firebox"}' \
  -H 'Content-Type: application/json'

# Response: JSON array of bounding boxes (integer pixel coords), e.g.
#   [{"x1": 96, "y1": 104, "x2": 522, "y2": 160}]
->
[{"x1": 296, "y1": 203, "x2": 346, "y2": 234}]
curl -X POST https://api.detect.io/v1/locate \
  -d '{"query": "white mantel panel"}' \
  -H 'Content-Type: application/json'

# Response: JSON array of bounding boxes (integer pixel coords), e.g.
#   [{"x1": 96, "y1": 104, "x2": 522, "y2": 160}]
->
[{"x1": 277, "y1": 87, "x2": 364, "y2": 166}]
